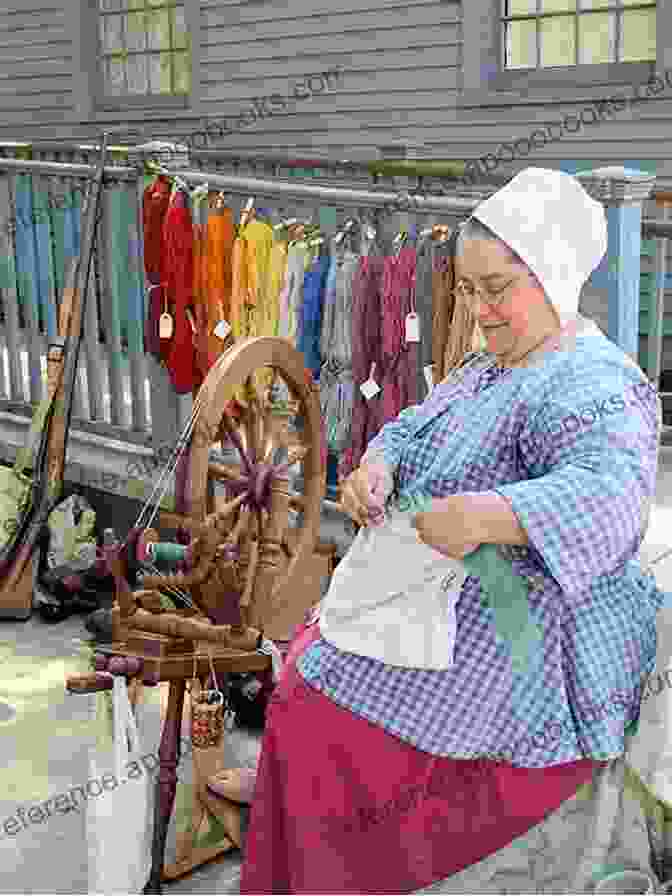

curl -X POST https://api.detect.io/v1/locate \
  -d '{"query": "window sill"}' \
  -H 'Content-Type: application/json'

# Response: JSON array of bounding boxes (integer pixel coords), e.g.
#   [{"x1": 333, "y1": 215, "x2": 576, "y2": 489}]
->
[
  {"x1": 95, "y1": 93, "x2": 190, "y2": 113},
  {"x1": 458, "y1": 61, "x2": 655, "y2": 110}
]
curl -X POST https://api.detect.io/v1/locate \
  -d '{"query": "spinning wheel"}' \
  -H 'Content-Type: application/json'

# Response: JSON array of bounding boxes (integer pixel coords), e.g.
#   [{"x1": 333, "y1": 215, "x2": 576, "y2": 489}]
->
[
  {"x1": 65, "y1": 337, "x2": 326, "y2": 893},
  {"x1": 129, "y1": 335, "x2": 324, "y2": 638}
]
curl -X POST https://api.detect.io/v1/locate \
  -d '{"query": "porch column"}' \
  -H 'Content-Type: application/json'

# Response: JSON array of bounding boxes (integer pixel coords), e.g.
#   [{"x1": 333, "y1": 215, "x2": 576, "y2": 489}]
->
[{"x1": 576, "y1": 166, "x2": 656, "y2": 360}]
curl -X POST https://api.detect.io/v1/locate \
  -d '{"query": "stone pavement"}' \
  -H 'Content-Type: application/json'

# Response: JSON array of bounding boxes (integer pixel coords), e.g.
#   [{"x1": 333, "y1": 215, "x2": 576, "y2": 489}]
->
[
  {"x1": 2, "y1": 453, "x2": 672, "y2": 894},
  {"x1": 0, "y1": 613, "x2": 257, "y2": 894}
]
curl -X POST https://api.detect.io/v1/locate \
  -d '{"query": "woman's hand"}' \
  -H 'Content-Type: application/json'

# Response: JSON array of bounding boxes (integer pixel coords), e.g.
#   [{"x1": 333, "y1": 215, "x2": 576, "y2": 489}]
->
[
  {"x1": 412, "y1": 492, "x2": 528, "y2": 558},
  {"x1": 339, "y1": 463, "x2": 390, "y2": 528},
  {"x1": 412, "y1": 496, "x2": 482, "y2": 559}
]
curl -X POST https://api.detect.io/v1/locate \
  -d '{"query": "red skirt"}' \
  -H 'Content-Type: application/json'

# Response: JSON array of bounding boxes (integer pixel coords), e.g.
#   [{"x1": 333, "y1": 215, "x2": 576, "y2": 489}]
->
[{"x1": 240, "y1": 622, "x2": 599, "y2": 894}]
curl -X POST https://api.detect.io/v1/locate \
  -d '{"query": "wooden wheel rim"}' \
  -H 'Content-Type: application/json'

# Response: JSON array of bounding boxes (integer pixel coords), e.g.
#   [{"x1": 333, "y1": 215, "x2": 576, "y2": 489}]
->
[{"x1": 186, "y1": 337, "x2": 324, "y2": 610}]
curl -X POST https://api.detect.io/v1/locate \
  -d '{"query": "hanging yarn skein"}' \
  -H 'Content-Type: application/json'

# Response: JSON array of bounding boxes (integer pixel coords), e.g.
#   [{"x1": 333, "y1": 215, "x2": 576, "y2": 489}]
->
[
  {"x1": 319, "y1": 248, "x2": 358, "y2": 456},
  {"x1": 203, "y1": 201, "x2": 235, "y2": 373},
  {"x1": 432, "y1": 230, "x2": 483, "y2": 382},
  {"x1": 298, "y1": 252, "x2": 330, "y2": 382},
  {"x1": 142, "y1": 175, "x2": 171, "y2": 360},
  {"x1": 161, "y1": 190, "x2": 199, "y2": 394}
]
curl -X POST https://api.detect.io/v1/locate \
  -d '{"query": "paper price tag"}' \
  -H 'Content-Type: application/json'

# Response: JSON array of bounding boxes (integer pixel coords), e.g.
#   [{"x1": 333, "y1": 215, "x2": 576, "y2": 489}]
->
[
  {"x1": 423, "y1": 365, "x2": 434, "y2": 391},
  {"x1": 405, "y1": 312, "x2": 420, "y2": 343},
  {"x1": 360, "y1": 378, "x2": 381, "y2": 400},
  {"x1": 159, "y1": 312, "x2": 174, "y2": 339},
  {"x1": 214, "y1": 319, "x2": 231, "y2": 340}
]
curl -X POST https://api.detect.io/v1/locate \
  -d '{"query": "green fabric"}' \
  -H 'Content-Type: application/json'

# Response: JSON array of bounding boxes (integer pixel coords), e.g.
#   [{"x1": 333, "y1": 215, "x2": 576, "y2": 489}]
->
[
  {"x1": 462, "y1": 543, "x2": 543, "y2": 674},
  {"x1": 0, "y1": 391, "x2": 54, "y2": 547},
  {"x1": 625, "y1": 717, "x2": 640, "y2": 738},
  {"x1": 160, "y1": 593, "x2": 177, "y2": 611},
  {"x1": 0, "y1": 465, "x2": 32, "y2": 546},
  {"x1": 47, "y1": 497, "x2": 96, "y2": 565}
]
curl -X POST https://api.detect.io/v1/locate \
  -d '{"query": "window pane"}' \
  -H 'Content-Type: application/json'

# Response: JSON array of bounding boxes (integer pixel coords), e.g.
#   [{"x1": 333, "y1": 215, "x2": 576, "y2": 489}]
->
[
  {"x1": 101, "y1": 14, "x2": 123, "y2": 53},
  {"x1": 578, "y1": 0, "x2": 610, "y2": 8},
  {"x1": 541, "y1": 0, "x2": 575, "y2": 11},
  {"x1": 104, "y1": 57, "x2": 126, "y2": 94},
  {"x1": 125, "y1": 11, "x2": 147, "y2": 52},
  {"x1": 147, "y1": 8, "x2": 171, "y2": 50},
  {"x1": 126, "y1": 53, "x2": 148, "y2": 93},
  {"x1": 540, "y1": 14, "x2": 576, "y2": 65},
  {"x1": 578, "y1": 11, "x2": 615, "y2": 63},
  {"x1": 621, "y1": 8, "x2": 656, "y2": 60},
  {"x1": 148, "y1": 0, "x2": 171, "y2": 6},
  {"x1": 504, "y1": 0, "x2": 537, "y2": 13},
  {"x1": 172, "y1": 5, "x2": 188, "y2": 50},
  {"x1": 99, "y1": 0, "x2": 121, "y2": 10},
  {"x1": 504, "y1": 20, "x2": 537, "y2": 68},
  {"x1": 148, "y1": 53, "x2": 172, "y2": 93},
  {"x1": 126, "y1": 0, "x2": 145, "y2": 9},
  {"x1": 173, "y1": 51, "x2": 191, "y2": 93},
  {"x1": 147, "y1": 53, "x2": 163, "y2": 92}
]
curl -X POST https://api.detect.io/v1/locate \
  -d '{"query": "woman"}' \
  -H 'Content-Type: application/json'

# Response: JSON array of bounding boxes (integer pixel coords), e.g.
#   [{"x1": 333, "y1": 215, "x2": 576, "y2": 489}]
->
[{"x1": 230, "y1": 167, "x2": 665, "y2": 893}]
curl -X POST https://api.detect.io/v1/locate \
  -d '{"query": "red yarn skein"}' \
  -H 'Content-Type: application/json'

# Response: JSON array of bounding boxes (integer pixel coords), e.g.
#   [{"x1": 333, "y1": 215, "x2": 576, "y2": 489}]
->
[{"x1": 161, "y1": 191, "x2": 199, "y2": 394}]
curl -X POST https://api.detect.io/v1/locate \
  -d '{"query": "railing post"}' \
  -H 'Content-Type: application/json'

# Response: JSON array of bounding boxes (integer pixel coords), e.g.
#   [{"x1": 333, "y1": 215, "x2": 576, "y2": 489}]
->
[
  {"x1": 576, "y1": 166, "x2": 656, "y2": 360},
  {"x1": 647, "y1": 197, "x2": 670, "y2": 386}
]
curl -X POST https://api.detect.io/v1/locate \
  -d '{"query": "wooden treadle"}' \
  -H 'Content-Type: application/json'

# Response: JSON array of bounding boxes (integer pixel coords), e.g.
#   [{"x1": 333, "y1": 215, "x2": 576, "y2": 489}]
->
[{"x1": 162, "y1": 840, "x2": 236, "y2": 882}]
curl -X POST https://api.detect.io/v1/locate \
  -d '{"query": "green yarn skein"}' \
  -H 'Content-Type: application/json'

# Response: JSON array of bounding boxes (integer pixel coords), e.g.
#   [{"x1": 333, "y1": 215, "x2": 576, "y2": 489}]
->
[{"x1": 462, "y1": 543, "x2": 543, "y2": 674}]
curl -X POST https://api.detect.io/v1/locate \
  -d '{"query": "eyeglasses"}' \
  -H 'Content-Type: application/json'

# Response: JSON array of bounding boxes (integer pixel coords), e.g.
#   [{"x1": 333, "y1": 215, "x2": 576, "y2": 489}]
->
[{"x1": 453, "y1": 275, "x2": 521, "y2": 310}]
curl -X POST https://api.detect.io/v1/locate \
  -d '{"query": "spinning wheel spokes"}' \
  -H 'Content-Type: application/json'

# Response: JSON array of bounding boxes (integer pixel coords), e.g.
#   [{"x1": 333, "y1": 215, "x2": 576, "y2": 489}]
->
[{"x1": 186, "y1": 338, "x2": 324, "y2": 630}]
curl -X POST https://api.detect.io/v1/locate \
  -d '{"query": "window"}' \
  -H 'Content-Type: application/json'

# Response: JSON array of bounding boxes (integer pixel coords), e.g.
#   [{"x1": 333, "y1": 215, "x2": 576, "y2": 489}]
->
[
  {"x1": 97, "y1": 0, "x2": 191, "y2": 97},
  {"x1": 502, "y1": 0, "x2": 657, "y2": 70}
]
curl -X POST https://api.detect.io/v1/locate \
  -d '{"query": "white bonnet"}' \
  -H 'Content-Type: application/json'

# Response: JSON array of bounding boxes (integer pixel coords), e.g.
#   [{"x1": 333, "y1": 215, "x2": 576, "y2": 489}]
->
[{"x1": 469, "y1": 167, "x2": 607, "y2": 321}]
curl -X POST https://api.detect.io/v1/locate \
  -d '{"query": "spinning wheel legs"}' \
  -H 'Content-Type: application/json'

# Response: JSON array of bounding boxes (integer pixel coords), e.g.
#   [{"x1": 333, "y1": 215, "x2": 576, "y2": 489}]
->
[{"x1": 143, "y1": 679, "x2": 186, "y2": 894}]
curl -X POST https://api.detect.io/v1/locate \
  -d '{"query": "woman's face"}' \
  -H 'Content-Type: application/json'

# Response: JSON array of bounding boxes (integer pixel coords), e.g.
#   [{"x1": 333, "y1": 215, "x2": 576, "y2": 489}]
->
[{"x1": 455, "y1": 237, "x2": 558, "y2": 362}]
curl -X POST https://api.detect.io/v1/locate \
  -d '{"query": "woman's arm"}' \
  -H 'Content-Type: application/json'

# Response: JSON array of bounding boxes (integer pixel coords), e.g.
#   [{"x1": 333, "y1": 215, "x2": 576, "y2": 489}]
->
[
  {"x1": 416, "y1": 361, "x2": 660, "y2": 587},
  {"x1": 360, "y1": 403, "x2": 422, "y2": 472},
  {"x1": 413, "y1": 492, "x2": 528, "y2": 559}
]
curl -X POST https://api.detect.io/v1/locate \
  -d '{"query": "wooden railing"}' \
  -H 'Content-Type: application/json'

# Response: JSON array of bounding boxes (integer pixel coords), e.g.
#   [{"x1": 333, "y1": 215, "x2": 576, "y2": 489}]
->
[
  {"x1": 0, "y1": 145, "x2": 669, "y2": 491},
  {"x1": 0, "y1": 144, "x2": 478, "y2": 505}
]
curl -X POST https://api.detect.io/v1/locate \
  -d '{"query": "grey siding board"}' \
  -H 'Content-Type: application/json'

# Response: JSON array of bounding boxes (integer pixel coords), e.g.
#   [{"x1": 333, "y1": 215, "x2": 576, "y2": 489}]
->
[
  {"x1": 0, "y1": 93, "x2": 72, "y2": 113},
  {"x1": 202, "y1": 2, "x2": 452, "y2": 35},
  {"x1": 202, "y1": 0, "x2": 438, "y2": 23},
  {"x1": 0, "y1": 0, "x2": 668, "y2": 173},
  {"x1": 0, "y1": 78, "x2": 72, "y2": 97},
  {"x1": 0, "y1": 42, "x2": 72, "y2": 62},
  {"x1": 0, "y1": 1, "x2": 72, "y2": 129},
  {"x1": 0, "y1": 5, "x2": 63, "y2": 19},
  {"x1": 201, "y1": 45, "x2": 460, "y2": 84},
  {"x1": 201, "y1": 72, "x2": 460, "y2": 102},
  {"x1": 0, "y1": 58, "x2": 73, "y2": 80},
  {"x1": 198, "y1": 0, "x2": 461, "y2": 156}
]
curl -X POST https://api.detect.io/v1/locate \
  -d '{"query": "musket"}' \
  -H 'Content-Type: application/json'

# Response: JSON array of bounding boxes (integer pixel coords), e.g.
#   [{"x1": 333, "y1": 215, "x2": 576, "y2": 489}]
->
[{"x1": 0, "y1": 133, "x2": 110, "y2": 611}]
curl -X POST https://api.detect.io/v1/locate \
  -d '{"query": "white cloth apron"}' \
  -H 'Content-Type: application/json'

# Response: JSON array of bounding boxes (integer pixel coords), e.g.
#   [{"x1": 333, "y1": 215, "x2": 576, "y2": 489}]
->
[{"x1": 320, "y1": 508, "x2": 467, "y2": 670}]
